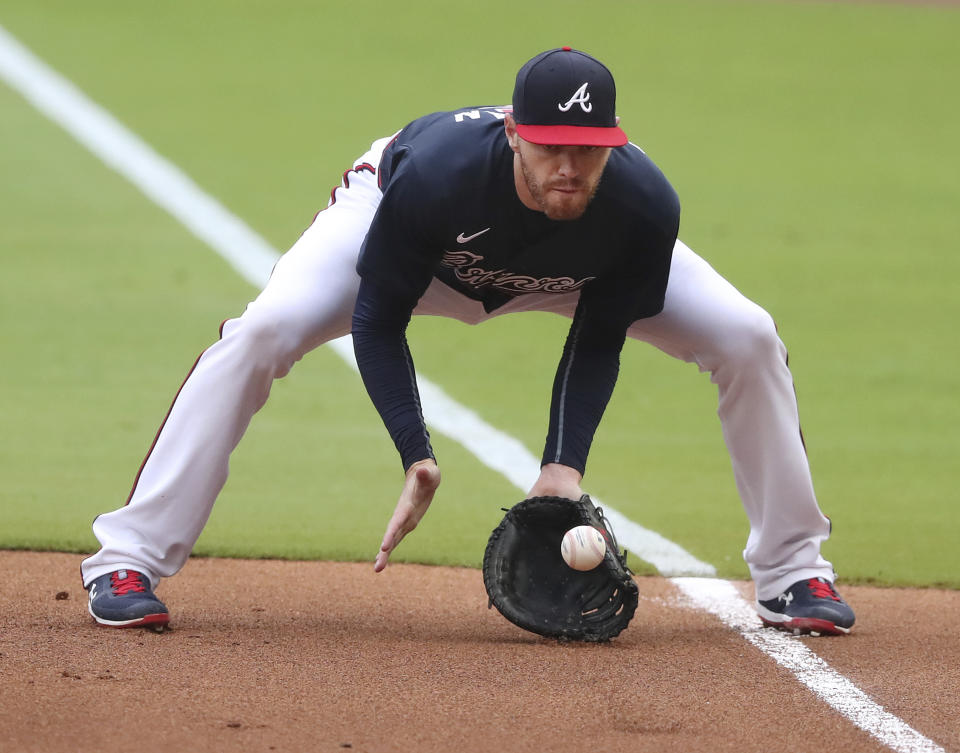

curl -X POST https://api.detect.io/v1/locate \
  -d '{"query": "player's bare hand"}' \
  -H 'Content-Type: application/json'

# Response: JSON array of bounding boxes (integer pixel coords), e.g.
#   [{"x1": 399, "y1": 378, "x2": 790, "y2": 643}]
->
[
  {"x1": 527, "y1": 463, "x2": 583, "y2": 500},
  {"x1": 374, "y1": 459, "x2": 441, "y2": 572}
]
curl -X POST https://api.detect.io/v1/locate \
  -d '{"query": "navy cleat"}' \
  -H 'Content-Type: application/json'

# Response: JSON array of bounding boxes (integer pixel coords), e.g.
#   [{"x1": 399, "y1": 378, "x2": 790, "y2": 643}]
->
[
  {"x1": 87, "y1": 569, "x2": 169, "y2": 630},
  {"x1": 756, "y1": 577, "x2": 855, "y2": 636}
]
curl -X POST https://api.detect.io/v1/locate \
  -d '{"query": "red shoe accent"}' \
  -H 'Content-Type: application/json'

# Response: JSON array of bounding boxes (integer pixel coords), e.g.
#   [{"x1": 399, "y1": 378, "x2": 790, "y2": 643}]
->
[
  {"x1": 807, "y1": 578, "x2": 840, "y2": 601},
  {"x1": 761, "y1": 615, "x2": 850, "y2": 636},
  {"x1": 110, "y1": 571, "x2": 148, "y2": 595},
  {"x1": 98, "y1": 612, "x2": 170, "y2": 630}
]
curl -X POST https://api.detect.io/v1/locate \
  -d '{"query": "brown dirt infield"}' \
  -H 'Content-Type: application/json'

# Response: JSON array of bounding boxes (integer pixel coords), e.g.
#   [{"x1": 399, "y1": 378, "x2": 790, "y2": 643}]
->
[{"x1": 1, "y1": 551, "x2": 957, "y2": 753}]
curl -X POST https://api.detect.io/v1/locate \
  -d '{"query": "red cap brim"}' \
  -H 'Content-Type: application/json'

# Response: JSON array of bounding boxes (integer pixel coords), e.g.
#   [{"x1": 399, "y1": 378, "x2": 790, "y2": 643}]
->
[{"x1": 516, "y1": 123, "x2": 628, "y2": 147}]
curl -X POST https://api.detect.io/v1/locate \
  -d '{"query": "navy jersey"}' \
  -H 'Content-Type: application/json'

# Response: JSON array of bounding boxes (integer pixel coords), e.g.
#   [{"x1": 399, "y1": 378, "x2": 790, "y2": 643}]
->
[{"x1": 352, "y1": 106, "x2": 680, "y2": 473}]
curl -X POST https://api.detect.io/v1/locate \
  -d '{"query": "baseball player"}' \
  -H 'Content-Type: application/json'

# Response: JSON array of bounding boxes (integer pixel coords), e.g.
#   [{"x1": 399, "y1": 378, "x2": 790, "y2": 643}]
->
[{"x1": 82, "y1": 47, "x2": 855, "y2": 637}]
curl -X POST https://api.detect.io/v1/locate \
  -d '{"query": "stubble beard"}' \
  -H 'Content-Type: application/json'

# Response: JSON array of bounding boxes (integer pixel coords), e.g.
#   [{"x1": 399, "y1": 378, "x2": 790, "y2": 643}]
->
[{"x1": 519, "y1": 156, "x2": 600, "y2": 221}]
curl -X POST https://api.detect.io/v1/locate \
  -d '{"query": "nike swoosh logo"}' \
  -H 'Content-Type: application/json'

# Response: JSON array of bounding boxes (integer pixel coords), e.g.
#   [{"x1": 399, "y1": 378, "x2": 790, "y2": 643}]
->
[{"x1": 456, "y1": 227, "x2": 491, "y2": 244}]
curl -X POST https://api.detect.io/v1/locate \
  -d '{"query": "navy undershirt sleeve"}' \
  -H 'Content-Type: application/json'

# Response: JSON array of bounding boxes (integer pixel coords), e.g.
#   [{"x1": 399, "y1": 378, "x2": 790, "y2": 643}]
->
[
  {"x1": 541, "y1": 300, "x2": 626, "y2": 474},
  {"x1": 352, "y1": 277, "x2": 434, "y2": 471},
  {"x1": 541, "y1": 222, "x2": 676, "y2": 474},
  {"x1": 352, "y1": 149, "x2": 445, "y2": 470}
]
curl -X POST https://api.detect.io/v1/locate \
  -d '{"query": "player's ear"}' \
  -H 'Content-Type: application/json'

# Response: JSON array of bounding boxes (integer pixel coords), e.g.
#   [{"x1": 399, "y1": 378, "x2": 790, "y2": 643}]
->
[{"x1": 504, "y1": 115, "x2": 520, "y2": 153}]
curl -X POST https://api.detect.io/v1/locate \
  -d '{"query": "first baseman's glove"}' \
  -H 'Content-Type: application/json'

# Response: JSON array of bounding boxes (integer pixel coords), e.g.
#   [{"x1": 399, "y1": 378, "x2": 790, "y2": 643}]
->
[{"x1": 482, "y1": 494, "x2": 638, "y2": 642}]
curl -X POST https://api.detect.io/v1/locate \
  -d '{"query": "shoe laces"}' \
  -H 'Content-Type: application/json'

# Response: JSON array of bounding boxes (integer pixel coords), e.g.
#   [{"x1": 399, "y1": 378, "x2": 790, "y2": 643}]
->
[
  {"x1": 111, "y1": 570, "x2": 147, "y2": 595},
  {"x1": 807, "y1": 578, "x2": 840, "y2": 601}
]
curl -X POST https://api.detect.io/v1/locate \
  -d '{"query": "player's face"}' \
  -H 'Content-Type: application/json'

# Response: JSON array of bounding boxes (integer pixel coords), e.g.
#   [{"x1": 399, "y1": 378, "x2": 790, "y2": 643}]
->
[{"x1": 506, "y1": 117, "x2": 612, "y2": 221}]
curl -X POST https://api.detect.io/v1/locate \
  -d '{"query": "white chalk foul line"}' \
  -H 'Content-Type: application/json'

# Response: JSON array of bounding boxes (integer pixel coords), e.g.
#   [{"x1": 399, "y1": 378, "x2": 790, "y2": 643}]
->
[
  {"x1": 0, "y1": 25, "x2": 278, "y2": 289},
  {"x1": 674, "y1": 578, "x2": 946, "y2": 753},
  {"x1": 0, "y1": 23, "x2": 945, "y2": 753}
]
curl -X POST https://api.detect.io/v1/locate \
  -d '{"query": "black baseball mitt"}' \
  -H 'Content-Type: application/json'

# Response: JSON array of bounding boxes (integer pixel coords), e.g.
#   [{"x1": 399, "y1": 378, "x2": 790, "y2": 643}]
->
[{"x1": 482, "y1": 494, "x2": 638, "y2": 642}]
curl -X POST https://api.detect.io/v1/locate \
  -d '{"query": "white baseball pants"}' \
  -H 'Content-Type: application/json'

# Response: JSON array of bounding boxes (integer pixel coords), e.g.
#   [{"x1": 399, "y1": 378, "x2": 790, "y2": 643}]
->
[{"x1": 81, "y1": 135, "x2": 835, "y2": 600}]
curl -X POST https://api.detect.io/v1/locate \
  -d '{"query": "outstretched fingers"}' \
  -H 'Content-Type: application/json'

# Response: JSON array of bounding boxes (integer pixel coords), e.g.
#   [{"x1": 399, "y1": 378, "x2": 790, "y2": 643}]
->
[{"x1": 374, "y1": 460, "x2": 441, "y2": 572}]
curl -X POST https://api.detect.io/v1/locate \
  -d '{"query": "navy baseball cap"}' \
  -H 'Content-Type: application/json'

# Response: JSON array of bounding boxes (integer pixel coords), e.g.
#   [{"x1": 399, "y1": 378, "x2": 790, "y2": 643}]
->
[{"x1": 512, "y1": 47, "x2": 628, "y2": 147}]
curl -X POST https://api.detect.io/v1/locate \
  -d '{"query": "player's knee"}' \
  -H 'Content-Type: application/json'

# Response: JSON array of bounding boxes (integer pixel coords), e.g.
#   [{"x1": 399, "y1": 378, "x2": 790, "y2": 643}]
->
[
  {"x1": 225, "y1": 316, "x2": 307, "y2": 375},
  {"x1": 721, "y1": 306, "x2": 785, "y2": 371}
]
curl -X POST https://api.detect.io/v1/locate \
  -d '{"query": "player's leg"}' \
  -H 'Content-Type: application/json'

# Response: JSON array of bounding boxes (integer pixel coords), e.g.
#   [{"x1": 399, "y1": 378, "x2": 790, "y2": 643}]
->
[
  {"x1": 625, "y1": 240, "x2": 853, "y2": 634},
  {"x1": 81, "y1": 140, "x2": 388, "y2": 626}
]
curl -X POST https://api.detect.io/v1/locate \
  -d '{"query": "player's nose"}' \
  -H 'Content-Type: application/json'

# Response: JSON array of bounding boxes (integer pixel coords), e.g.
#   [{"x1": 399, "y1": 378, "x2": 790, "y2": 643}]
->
[{"x1": 555, "y1": 148, "x2": 580, "y2": 177}]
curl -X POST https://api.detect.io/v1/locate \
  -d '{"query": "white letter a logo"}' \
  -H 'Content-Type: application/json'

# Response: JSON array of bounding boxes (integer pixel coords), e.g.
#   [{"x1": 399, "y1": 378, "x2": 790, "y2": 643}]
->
[{"x1": 558, "y1": 83, "x2": 593, "y2": 113}]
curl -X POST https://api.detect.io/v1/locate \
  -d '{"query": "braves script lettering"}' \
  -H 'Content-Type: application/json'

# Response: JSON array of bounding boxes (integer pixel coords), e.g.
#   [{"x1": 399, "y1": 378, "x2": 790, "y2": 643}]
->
[{"x1": 440, "y1": 250, "x2": 595, "y2": 294}]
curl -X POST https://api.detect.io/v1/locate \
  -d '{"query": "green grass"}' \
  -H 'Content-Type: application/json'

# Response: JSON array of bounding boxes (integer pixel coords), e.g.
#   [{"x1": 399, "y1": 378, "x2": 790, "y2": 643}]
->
[{"x1": 1, "y1": 0, "x2": 958, "y2": 587}]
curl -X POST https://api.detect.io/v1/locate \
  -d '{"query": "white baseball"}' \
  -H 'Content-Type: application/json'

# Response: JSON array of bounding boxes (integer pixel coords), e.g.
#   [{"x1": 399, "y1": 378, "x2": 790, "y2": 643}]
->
[{"x1": 560, "y1": 525, "x2": 607, "y2": 571}]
